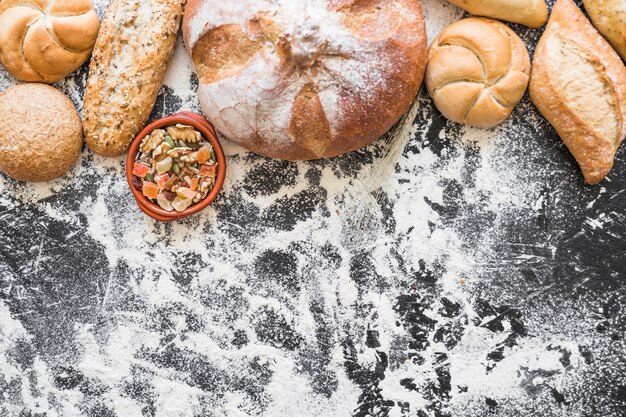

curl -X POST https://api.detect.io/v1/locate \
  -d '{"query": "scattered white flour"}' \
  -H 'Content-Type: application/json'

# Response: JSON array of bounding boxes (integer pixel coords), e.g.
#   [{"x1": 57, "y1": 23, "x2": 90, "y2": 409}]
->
[{"x1": 0, "y1": 1, "x2": 619, "y2": 417}]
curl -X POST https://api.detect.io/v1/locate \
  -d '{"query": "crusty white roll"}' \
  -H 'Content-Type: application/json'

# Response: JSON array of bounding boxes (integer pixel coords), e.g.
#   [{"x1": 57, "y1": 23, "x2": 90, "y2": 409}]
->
[
  {"x1": 183, "y1": 0, "x2": 428, "y2": 161},
  {"x1": 583, "y1": 0, "x2": 626, "y2": 61},
  {"x1": 0, "y1": 0, "x2": 99, "y2": 83},
  {"x1": 446, "y1": 0, "x2": 548, "y2": 28},
  {"x1": 530, "y1": 0, "x2": 626, "y2": 185},
  {"x1": 425, "y1": 18, "x2": 531, "y2": 129}
]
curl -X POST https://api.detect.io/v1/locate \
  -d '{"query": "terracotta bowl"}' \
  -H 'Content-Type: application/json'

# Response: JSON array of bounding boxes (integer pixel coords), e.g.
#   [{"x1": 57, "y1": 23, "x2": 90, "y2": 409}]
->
[{"x1": 126, "y1": 112, "x2": 226, "y2": 222}]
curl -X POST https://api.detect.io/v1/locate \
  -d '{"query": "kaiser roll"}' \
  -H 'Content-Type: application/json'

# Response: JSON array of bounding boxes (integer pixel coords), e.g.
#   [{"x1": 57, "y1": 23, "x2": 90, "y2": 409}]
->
[
  {"x1": 0, "y1": 0, "x2": 100, "y2": 83},
  {"x1": 0, "y1": 84, "x2": 83, "y2": 182},
  {"x1": 183, "y1": 0, "x2": 428, "y2": 160},
  {"x1": 425, "y1": 18, "x2": 531, "y2": 129}
]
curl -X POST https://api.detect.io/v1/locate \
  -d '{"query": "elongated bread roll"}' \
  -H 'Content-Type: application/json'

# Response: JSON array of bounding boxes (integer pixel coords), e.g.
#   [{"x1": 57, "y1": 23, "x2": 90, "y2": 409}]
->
[
  {"x1": 83, "y1": 0, "x2": 184, "y2": 157},
  {"x1": 529, "y1": 0, "x2": 626, "y2": 185},
  {"x1": 583, "y1": 0, "x2": 626, "y2": 61},
  {"x1": 446, "y1": 0, "x2": 548, "y2": 28}
]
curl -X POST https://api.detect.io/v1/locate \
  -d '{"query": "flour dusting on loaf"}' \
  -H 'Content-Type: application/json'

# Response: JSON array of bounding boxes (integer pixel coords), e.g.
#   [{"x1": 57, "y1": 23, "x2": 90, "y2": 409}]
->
[
  {"x1": 183, "y1": 0, "x2": 428, "y2": 160},
  {"x1": 529, "y1": 0, "x2": 626, "y2": 185},
  {"x1": 547, "y1": 37, "x2": 619, "y2": 144}
]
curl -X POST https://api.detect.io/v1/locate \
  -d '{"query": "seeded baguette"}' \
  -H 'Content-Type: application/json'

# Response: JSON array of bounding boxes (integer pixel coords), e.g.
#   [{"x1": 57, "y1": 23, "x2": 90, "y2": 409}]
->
[{"x1": 83, "y1": 0, "x2": 184, "y2": 157}]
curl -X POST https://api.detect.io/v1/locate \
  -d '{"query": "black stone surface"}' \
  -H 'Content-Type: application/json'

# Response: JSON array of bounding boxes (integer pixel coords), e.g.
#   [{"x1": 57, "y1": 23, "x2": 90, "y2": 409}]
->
[{"x1": 0, "y1": 1, "x2": 625, "y2": 416}]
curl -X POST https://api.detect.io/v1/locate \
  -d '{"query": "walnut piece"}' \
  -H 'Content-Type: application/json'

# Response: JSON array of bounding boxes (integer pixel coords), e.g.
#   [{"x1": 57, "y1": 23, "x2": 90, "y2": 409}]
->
[
  {"x1": 166, "y1": 124, "x2": 202, "y2": 143},
  {"x1": 140, "y1": 129, "x2": 166, "y2": 153}
]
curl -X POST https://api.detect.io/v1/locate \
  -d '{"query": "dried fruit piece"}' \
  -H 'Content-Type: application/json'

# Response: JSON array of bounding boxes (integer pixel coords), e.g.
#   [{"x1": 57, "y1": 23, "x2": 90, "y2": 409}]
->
[
  {"x1": 172, "y1": 196, "x2": 193, "y2": 211},
  {"x1": 157, "y1": 193, "x2": 174, "y2": 211},
  {"x1": 131, "y1": 176, "x2": 143, "y2": 190},
  {"x1": 163, "y1": 175, "x2": 180, "y2": 191},
  {"x1": 155, "y1": 173, "x2": 170, "y2": 190},
  {"x1": 156, "y1": 156, "x2": 173, "y2": 174},
  {"x1": 176, "y1": 186, "x2": 197, "y2": 200},
  {"x1": 197, "y1": 146, "x2": 211, "y2": 164},
  {"x1": 133, "y1": 162, "x2": 151, "y2": 178},
  {"x1": 142, "y1": 181, "x2": 159, "y2": 199},
  {"x1": 200, "y1": 164, "x2": 217, "y2": 177}
]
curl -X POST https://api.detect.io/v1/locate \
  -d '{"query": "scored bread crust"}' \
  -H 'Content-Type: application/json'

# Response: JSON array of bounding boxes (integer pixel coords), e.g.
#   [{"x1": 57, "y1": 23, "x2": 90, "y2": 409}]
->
[
  {"x1": 83, "y1": 0, "x2": 184, "y2": 157},
  {"x1": 529, "y1": 0, "x2": 626, "y2": 185},
  {"x1": 183, "y1": 0, "x2": 428, "y2": 161},
  {"x1": 0, "y1": 0, "x2": 100, "y2": 83},
  {"x1": 446, "y1": 0, "x2": 548, "y2": 29},
  {"x1": 425, "y1": 17, "x2": 531, "y2": 129}
]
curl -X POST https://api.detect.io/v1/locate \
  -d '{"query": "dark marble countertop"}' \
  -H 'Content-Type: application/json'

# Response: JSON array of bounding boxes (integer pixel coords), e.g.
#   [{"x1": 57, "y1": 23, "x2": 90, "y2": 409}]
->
[{"x1": 0, "y1": 1, "x2": 624, "y2": 416}]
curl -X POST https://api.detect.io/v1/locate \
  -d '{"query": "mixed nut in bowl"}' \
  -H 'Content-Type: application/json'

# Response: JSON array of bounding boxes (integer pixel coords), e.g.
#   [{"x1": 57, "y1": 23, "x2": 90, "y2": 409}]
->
[{"x1": 126, "y1": 112, "x2": 226, "y2": 221}]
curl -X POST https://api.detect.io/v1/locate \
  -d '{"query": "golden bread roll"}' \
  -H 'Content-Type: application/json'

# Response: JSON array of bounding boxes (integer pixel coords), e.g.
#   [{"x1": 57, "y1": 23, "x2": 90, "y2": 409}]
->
[
  {"x1": 530, "y1": 0, "x2": 626, "y2": 185},
  {"x1": 425, "y1": 18, "x2": 530, "y2": 129},
  {"x1": 446, "y1": 0, "x2": 548, "y2": 28},
  {"x1": 0, "y1": 84, "x2": 83, "y2": 182},
  {"x1": 0, "y1": 0, "x2": 99, "y2": 83},
  {"x1": 183, "y1": 0, "x2": 428, "y2": 160},
  {"x1": 583, "y1": 0, "x2": 626, "y2": 61},
  {"x1": 83, "y1": 0, "x2": 184, "y2": 157}
]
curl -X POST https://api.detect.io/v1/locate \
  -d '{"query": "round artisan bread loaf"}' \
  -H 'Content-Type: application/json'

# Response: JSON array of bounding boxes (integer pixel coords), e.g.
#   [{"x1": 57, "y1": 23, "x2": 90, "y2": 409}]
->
[
  {"x1": 183, "y1": 0, "x2": 428, "y2": 160},
  {"x1": 425, "y1": 18, "x2": 531, "y2": 129},
  {"x1": 0, "y1": 0, "x2": 100, "y2": 83},
  {"x1": 0, "y1": 84, "x2": 83, "y2": 182}
]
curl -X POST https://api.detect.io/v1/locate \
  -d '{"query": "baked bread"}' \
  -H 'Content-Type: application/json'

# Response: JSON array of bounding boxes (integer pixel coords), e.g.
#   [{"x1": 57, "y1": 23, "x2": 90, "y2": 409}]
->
[
  {"x1": 530, "y1": 0, "x2": 626, "y2": 185},
  {"x1": 583, "y1": 0, "x2": 626, "y2": 61},
  {"x1": 0, "y1": 0, "x2": 99, "y2": 83},
  {"x1": 446, "y1": 0, "x2": 548, "y2": 28},
  {"x1": 183, "y1": 0, "x2": 428, "y2": 160},
  {"x1": 425, "y1": 18, "x2": 530, "y2": 129},
  {"x1": 83, "y1": 0, "x2": 184, "y2": 157},
  {"x1": 0, "y1": 84, "x2": 83, "y2": 182}
]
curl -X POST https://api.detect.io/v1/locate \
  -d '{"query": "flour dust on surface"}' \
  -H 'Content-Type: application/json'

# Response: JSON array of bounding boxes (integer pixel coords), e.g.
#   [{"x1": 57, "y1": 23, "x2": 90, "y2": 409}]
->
[{"x1": 0, "y1": 1, "x2": 624, "y2": 417}]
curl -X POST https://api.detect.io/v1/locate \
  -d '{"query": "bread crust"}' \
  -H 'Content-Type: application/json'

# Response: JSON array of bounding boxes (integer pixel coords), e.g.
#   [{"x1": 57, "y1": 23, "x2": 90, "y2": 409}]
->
[
  {"x1": 83, "y1": 0, "x2": 184, "y2": 157},
  {"x1": 0, "y1": 0, "x2": 99, "y2": 83},
  {"x1": 529, "y1": 0, "x2": 626, "y2": 185},
  {"x1": 425, "y1": 17, "x2": 530, "y2": 129},
  {"x1": 446, "y1": 0, "x2": 548, "y2": 28},
  {"x1": 183, "y1": 0, "x2": 427, "y2": 161},
  {"x1": 0, "y1": 84, "x2": 83, "y2": 182},
  {"x1": 583, "y1": 0, "x2": 626, "y2": 61}
]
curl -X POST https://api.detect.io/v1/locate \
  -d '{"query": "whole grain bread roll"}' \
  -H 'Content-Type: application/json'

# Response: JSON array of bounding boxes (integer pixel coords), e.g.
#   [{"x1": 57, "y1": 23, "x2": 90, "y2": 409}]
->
[
  {"x1": 583, "y1": 0, "x2": 626, "y2": 61},
  {"x1": 0, "y1": 84, "x2": 83, "y2": 182},
  {"x1": 446, "y1": 0, "x2": 548, "y2": 28},
  {"x1": 183, "y1": 0, "x2": 428, "y2": 160},
  {"x1": 83, "y1": 0, "x2": 184, "y2": 157},
  {"x1": 0, "y1": 0, "x2": 99, "y2": 83},
  {"x1": 530, "y1": 0, "x2": 626, "y2": 185},
  {"x1": 425, "y1": 18, "x2": 530, "y2": 129}
]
